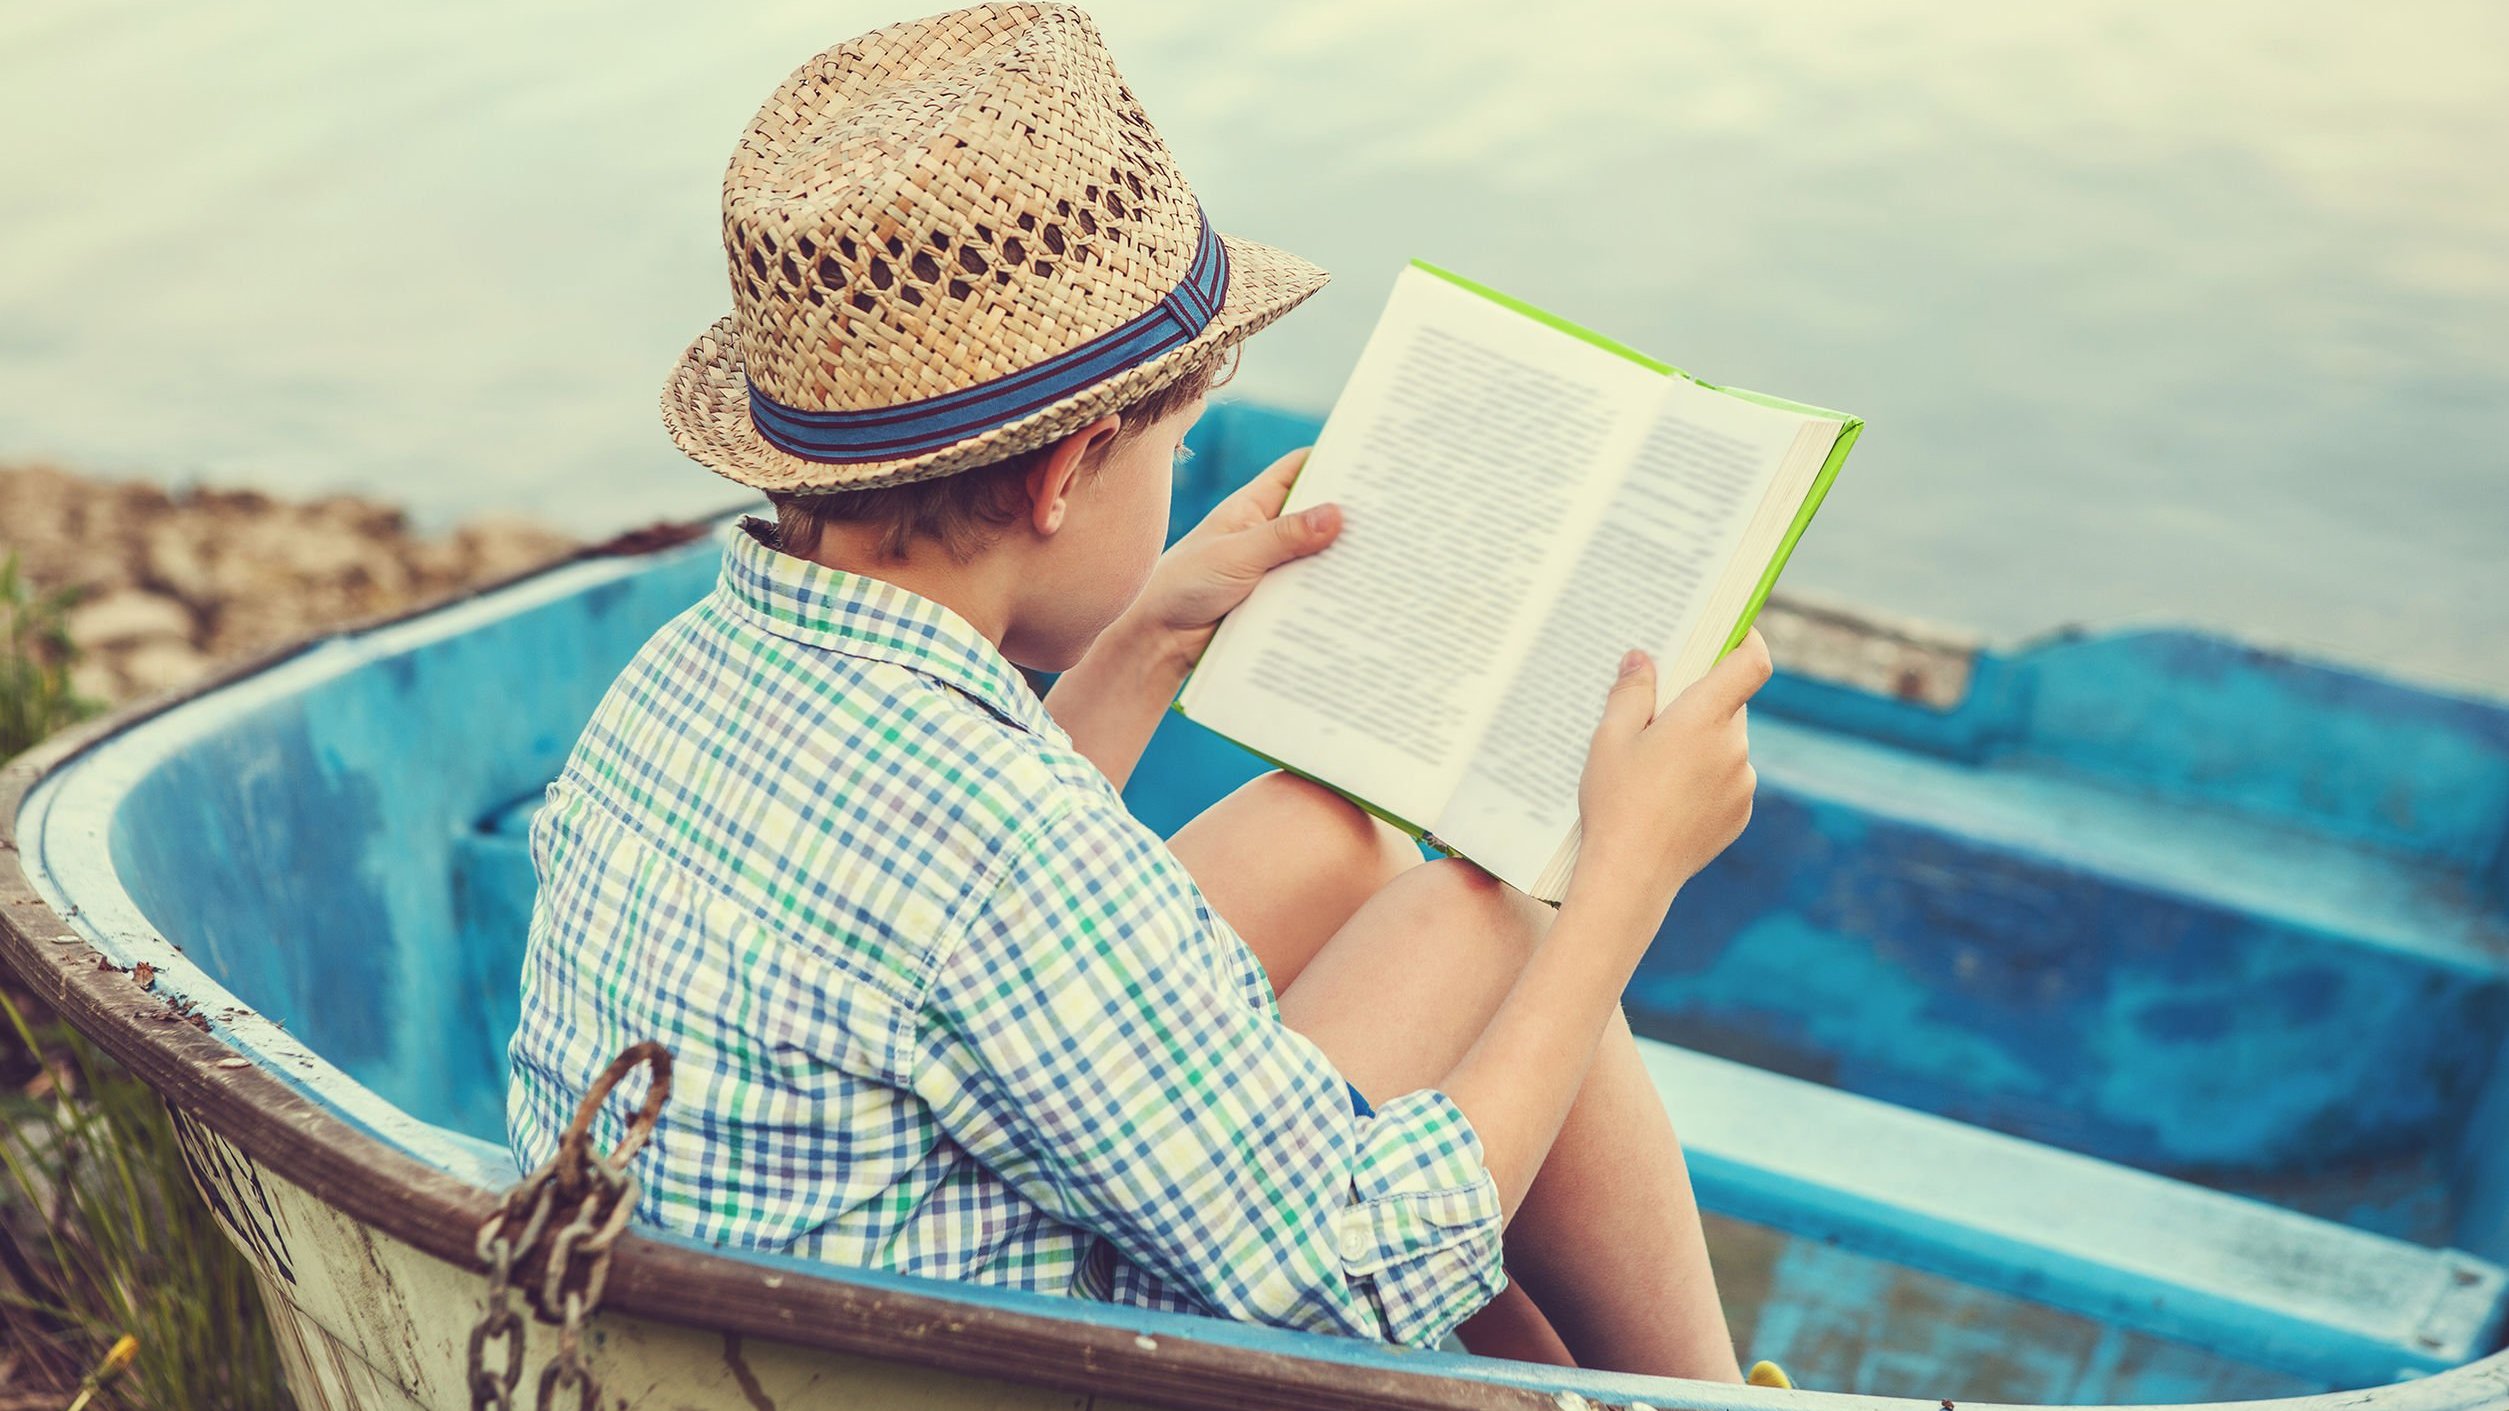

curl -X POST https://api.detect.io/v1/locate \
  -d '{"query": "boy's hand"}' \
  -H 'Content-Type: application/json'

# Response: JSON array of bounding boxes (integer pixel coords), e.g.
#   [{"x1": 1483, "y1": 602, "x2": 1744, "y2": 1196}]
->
[
  {"x1": 1126, "y1": 447, "x2": 1341, "y2": 663},
  {"x1": 1570, "y1": 632, "x2": 1772, "y2": 920}
]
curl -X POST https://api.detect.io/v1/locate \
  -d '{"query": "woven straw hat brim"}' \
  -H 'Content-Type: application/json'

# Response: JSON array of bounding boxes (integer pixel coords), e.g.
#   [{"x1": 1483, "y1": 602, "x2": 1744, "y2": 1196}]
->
[{"x1": 661, "y1": 232, "x2": 1326, "y2": 496}]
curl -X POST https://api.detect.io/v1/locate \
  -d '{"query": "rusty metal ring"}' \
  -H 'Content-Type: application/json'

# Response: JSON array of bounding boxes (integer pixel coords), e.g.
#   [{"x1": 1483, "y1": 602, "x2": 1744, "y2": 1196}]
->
[
  {"x1": 479, "y1": 1168, "x2": 558, "y2": 1265},
  {"x1": 576, "y1": 1172, "x2": 641, "y2": 1257},
  {"x1": 465, "y1": 1310, "x2": 525, "y2": 1407},
  {"x1": 503, "y1": 1176, "x2": 559, "y2": 1272},
  {"x1": 553, "y1": 1041, "x2": 673, "y2": 1186},
  {"x1": 534, "y1": 1169, "x2": 640, "y2": 1314},
  {"x1": 533, "y1": 1360, "x2": 600, "y2": 1411},
  {"x1": 474, "y1": 1225, "x2": 511, "y2": 1276},
  {"x1": 572, "y1": 1181, "x2": 640, "y2": 1312},
  {"x1": 539, "y1": 1203, "x2": 601, "y2": 1314},
  {"x1": 468, "y1": 1373, "x2": 514, "y2": 1411}
]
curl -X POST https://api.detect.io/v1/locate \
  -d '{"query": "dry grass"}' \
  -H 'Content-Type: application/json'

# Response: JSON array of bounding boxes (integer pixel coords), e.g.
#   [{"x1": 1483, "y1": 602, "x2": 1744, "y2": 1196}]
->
[{"x1": 1, "y1": 556, "x2": 294, "y2": 1409}]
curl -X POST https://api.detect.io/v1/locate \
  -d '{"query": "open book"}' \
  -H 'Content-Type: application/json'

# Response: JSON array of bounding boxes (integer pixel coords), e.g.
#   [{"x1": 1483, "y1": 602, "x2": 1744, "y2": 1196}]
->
[{"x1": 1175, "y1": 262, "x2": 1863, "y2": 902}]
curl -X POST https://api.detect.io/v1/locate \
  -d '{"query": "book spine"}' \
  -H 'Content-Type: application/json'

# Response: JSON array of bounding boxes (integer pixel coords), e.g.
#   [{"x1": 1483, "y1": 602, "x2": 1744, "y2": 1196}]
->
[{"x1": 1722, "y1": 418, "x2": 1865, "y2": 653}]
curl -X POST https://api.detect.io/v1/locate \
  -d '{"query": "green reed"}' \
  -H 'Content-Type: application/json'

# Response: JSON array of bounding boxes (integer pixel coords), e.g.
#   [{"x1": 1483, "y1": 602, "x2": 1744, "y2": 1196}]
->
[
  {"x1": 0, "y1": 987, "x2": 296, "y2": 1409},
  {"x1": 0, "y1": 554, "x2": 294, "y2": 1408},
  {"x1": 1, "y1": 552, "x2": 96, "y2": 762}
]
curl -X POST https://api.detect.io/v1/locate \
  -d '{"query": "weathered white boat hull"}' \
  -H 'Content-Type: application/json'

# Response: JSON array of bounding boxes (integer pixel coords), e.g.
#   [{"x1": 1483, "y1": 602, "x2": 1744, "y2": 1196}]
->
[{"x1": 179, "y1": 1112, "x2": 1161, "y2": 1411}]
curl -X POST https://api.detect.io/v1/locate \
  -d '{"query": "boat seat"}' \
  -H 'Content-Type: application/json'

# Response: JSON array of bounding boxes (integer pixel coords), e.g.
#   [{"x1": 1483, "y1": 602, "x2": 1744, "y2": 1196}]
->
[
  {"x1": 1645, "y1": 1036, "x2": 2509, "y2": 1390},
  {"x1": 1751, "y1": 713, "x2": 2509, "y2": 981},
  {"x1": 1596, "y1": 706, "x2": 2509, "y2": 1244}
]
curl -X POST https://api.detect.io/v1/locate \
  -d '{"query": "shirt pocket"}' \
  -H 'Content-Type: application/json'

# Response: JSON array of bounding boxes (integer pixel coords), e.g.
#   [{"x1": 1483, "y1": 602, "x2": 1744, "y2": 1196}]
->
[{"x1": 756, "y1": 936, "x2": 919, "y2": 1087}]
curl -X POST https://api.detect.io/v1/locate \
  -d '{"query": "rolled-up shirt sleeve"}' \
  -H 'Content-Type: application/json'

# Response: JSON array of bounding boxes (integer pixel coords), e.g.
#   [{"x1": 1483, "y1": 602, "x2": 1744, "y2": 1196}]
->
[{"x1": 911, "y1": 793, "x2": 1506, "y2": 1347}]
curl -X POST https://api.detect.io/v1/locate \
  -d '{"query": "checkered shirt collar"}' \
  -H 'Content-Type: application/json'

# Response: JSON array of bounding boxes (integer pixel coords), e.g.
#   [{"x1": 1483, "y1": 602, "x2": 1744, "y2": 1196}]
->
[{"x1": 718, "y1": 518, "x2": 1054, "y2": 737}]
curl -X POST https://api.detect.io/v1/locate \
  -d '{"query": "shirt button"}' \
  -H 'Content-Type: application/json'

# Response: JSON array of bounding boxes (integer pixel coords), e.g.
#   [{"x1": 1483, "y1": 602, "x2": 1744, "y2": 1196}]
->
[{"x1": 1339, "y1": 1220, "x2": 1372, "y2": 1263}]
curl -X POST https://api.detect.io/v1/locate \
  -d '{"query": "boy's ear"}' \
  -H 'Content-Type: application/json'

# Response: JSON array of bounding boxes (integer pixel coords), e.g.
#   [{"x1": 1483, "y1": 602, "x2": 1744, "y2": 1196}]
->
[{"x1": 1023, "y1": 414, "x2": 1121, "y2": 537}]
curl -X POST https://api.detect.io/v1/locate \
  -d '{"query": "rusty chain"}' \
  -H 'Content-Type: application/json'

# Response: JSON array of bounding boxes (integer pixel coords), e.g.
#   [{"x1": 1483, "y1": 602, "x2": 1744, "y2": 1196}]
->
[
  {"x1": 467, "y1": 1042, "x2": 673, "y2": 1411},
  {"x1": 465, "y1": 1180, "x2": 542, "y2": 1411}
]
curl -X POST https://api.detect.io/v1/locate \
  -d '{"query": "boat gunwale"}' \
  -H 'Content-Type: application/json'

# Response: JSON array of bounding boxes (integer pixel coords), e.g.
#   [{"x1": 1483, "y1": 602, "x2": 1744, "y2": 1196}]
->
[{"x1": 3, "y1": 532, "x2": 2506, "y2": 1411}]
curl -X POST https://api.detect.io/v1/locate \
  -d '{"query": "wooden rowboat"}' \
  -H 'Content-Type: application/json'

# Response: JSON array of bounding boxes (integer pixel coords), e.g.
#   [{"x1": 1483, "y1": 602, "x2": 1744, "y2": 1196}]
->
[{"x1": 4, "y1": 401, "x2": 2506, "y2": 1409}]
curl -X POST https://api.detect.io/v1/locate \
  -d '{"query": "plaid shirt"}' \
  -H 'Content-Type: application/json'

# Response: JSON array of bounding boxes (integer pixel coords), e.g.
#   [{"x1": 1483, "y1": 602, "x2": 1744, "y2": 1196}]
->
[{"x1": 508, "y1": 521, "x2": 1505, "y2": 1347}]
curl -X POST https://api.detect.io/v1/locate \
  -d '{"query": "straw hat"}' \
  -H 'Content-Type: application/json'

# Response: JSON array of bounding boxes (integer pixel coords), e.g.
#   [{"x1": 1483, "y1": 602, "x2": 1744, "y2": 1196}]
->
[{"x1": 661, "y1": 4, "x2": 1330, "y2": 494}]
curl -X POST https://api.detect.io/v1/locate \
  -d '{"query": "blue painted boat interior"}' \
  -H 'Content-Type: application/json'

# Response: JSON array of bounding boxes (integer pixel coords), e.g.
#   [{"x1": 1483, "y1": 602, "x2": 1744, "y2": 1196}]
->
[{"x1": 73, "y1": 402, "x2": 2509, "y2": 1403}]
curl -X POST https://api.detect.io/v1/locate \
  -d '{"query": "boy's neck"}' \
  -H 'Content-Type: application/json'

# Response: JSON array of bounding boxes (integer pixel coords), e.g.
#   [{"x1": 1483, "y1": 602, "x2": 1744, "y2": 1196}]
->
[{"x1": 788, "y1": 521, "x2": 1021, "y2": 651}]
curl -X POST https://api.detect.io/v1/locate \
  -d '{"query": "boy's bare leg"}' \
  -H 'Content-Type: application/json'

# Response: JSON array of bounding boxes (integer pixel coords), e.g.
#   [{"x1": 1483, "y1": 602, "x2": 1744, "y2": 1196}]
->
[
  {"x1": 1169, "y1": 773, "x2": 1569, "y2": 1363},
  {"x1": 1455, "y1": 1282, "x2": 1578, "y2": 1365},
  {"x1": 1500, "y1": 1007, "x2": 1737, "y2": 1380},
  {"x1": 1166, "y1": 774, "x2": 1737, "y2": 1379},
  {"x1": 1163, "y1": 770, "x2": 1424, "y2": 996},
  {"x1": 1277, "y1": 859, "x2": 1741, "y2": 1380}
]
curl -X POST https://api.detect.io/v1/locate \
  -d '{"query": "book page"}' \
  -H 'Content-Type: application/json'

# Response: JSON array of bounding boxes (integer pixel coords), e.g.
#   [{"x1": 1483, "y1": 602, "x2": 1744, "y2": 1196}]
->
[
  {"x1": 1179, "y1": 267, "x2": 1660, "y2": 829},
  {"x1": 1433, "y1": 381, "x2": 1822, "y2": 891}
]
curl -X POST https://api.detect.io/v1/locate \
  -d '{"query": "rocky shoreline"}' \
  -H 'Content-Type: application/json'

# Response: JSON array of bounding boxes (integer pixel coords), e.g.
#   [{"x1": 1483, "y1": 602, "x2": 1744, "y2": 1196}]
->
[
  {"x1": 1, "y1": 463, "x2": 575, "y2": 705},
  {"x1": 0, "y1": 459, "x2": 1981, "y2": 714}
]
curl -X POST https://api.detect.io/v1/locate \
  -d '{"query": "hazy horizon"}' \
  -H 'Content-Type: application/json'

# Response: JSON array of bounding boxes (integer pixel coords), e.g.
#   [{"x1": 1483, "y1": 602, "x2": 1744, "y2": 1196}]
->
[{"x1": 3, "y1": 0, "x2": 2504, "y2": 694}]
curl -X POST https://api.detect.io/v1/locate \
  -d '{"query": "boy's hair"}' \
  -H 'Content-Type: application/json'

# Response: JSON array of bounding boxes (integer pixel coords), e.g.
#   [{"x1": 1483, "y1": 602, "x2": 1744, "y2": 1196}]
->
[{"x1": 772, "y1": 349, "x2": 1234, "y2": 564}]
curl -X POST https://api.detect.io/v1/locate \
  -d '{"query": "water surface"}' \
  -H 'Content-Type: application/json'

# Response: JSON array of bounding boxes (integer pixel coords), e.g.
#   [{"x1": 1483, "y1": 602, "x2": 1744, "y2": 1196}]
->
[{"x1": 2, "y1": 0, "x2": 2503, "y2": 691}]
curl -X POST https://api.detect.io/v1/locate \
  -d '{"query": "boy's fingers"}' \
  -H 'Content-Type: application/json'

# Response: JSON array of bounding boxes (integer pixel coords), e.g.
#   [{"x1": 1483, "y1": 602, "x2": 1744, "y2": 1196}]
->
[
  {"x1": 1681, "y1": 629, "x2": 1773, "y2": 719},
  {"x1": 1237, "y1": 501, "x2": 1340, "y2": 572},
  {"x1": 1595, "y1": 649, "x2": 1658, "y2": 745},
  {"x1": 1233, "y1": 447, "x2": 1313, "y2": 518},
  {"x1": 1736, "y1": 628, "x2": 1775, "y2": 691}
]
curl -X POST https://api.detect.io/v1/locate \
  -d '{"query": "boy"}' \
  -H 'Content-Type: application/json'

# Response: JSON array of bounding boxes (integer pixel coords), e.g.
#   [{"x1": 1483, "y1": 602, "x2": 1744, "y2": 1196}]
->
[{"x1": 509, "y1": 3, "x2": 1770, "y2": 1381}]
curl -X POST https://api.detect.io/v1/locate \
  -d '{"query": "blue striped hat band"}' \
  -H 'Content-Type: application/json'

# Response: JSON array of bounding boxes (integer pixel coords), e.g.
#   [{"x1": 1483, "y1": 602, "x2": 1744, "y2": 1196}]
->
[{"x1": 744, "y1": 207, "x2": 1230, "y2": 466}]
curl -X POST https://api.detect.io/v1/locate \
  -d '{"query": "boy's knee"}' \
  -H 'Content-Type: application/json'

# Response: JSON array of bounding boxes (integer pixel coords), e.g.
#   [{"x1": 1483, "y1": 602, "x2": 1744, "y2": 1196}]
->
[
  {"x1": 1395, "y1": 858, "x2": 1544, "y2": 975},
  {"x1": 1242, "y1": 771, "x2": 1418, "y2": 892}
]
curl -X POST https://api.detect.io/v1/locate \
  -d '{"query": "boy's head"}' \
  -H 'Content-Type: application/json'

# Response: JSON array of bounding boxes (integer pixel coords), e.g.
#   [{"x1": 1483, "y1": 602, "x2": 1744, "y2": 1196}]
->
[
  {"x1": 659, "y1": 4, "x2": 1327, "y2": 656},
  {"x1": 769, "y1": 347, "x2": 1229, "y2": 669}
]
